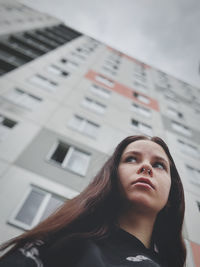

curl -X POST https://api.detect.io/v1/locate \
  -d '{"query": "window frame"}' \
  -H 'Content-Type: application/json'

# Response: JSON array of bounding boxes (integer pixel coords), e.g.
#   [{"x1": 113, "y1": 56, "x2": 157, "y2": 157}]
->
[
  {"x1": 29, "y1": 74, "x2": 58, "y2": 92},
  {"x1": 178, "y1": 139, "x2": 200, "y2": 158},
  {"x1": 81, "y1": 97, "x2": 106, "y2": 114},
  {"x1": 186, "y1": 165, "x2": 200, "y2": 186},
  {"x1": 46, "y1": 140, "x2": 91, "y2": 176},
  {"x1": 8, "y1": 185, "x2": 65, "y2": 231},
  {"x1": 131, "y1": 102, "x2": 151, "y2": 118},
  {"x1": 171, "y1": 121, "x2": 191, "y2": 136},
  {"x1": 2, "y1": 88, "x2": 42, "y2": 111},
  {"x1": 131, "y1": 118, "x2": 153, "y2": 136},
  {"x1": 89, "y1": 84, "x2": 111, "y2": 99},
  {"x1": 68, "y1": 114, "x2": 100, "y2": 138}
]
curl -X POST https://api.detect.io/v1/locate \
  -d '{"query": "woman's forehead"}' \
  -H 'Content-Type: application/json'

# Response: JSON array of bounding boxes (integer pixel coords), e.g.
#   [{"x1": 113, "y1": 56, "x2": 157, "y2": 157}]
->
[{"x1": 123, "y1": 140, "x2": 169, "y2": 160}]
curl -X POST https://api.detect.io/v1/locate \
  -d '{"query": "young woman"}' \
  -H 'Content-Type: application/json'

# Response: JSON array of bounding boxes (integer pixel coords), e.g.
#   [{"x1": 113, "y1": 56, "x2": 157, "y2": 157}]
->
[{"x1": 0, "y1": 135, "x2": 186, "y2": 267}]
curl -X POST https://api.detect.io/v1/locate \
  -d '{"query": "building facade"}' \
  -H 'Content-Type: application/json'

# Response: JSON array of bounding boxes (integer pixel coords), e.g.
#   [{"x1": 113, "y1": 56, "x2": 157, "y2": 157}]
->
[{"x1": 0, "y1": 0, "x2": 200, "y2": 266}]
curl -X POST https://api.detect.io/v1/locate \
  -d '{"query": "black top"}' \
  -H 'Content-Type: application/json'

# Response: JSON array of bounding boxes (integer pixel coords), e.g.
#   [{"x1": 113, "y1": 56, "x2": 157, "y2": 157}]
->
[{"x1": 0, "y1": 228, "x2": 164, "y2": 267}]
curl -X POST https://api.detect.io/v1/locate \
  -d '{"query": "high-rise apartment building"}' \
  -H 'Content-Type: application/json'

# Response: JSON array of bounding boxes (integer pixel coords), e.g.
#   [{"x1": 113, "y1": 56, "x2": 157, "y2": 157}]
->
[{"x1": 0, "y1": 0, "x2": 200, "y2": 265}]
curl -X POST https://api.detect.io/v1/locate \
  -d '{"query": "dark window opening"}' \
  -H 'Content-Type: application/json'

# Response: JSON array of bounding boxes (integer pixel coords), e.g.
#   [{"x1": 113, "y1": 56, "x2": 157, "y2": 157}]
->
[
  {"x1": 50, "y1": 142, "x2": 69, "y2": 164},
  {"x1": 2, "y1": 117, "x2": 17, "y2": 128}
]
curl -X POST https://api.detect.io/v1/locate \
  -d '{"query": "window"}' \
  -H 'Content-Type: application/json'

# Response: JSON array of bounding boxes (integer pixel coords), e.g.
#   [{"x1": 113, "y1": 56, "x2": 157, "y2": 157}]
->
[
  {"x1": 165, "y1": 95, "x2": 179, "y2": 109},
  {"x1": 102, "y1": 66, "x2": 116, "y2": 76},
  {"x1": 186, "y1": 166, "x2": 200, "y2": 186},
  {"x1": 167, "y1": 107, "x2": 183, "y2": 120},
  {"x1": 0, "y1": 114, "x2": 17, "y2": 141},
  {"x1": 95, "y1": 75, "x2": 114, "y2": 88},
  {"x1": 157, "y1": 71, "x2": 170, "y2": 88},
  {"x1": 2, "y1": 88, "x2": 42, "y2": 110},
  {"x1": 178, "y1": 140, "x2": 200, "y2": 158},
  {"x1": 8, "y1": 186, "x2": 65, "y2": 230},
  {"x1": 90, "y1": 84, "x2": 111, "y2": 99},
  {"x1": 8, "y1": 38, "x2": 40, "y2": 58},
  {"x1": 133, "y1": 64, "x2": 146, "y2": 76},
  {"x1": 133, "y1": 73, "x2": 146, "y2": 84},
  {"x1": 171, "y1": 121, "x2": 191, "y2": 136},
  {"x1": 47, "y1": 65, "x2": 69, "y2": 77},
  {"x1": 71, "y1": 51, "x2": 86, "y2": 61},
  {"x1": 82, "y1": 97, "x2": 106, "y2": 114},
  {"x1": 104, "y1": 59, "x2": 119, "y2": 69},
  {"x1": 133, "y1": 81, "x2": 147, "y2": 93},
  {"x1": 47, "y1": 141, "x2": 91, "y2": 176},
  {"x1": 60, "y1": 58, "x2": 79, "y2": 70},
  {"x1": 68, "y1": 115, "x2": 100, "y2": 138},
  {"x1": 76, "y1": 47, "x2": 91, "y2": 56},
  {"x1": 131, "y1": 119, "x2": 153, "y2": 136},
  {"x1": 0, "y1": 46, "x2": 28, "y2": 66},
  {"x1": 131, "y1": 103, "x2": 151, "y2": 118},
  {"x1": 105, "y1": 57, "x2": 120, "y2": 66},
  {"x1": 164, "y1": 89, "x2": 175, "y2": 99},
  {"x1": 197, "y1": 201, "x2": 200, "y2": 212},
  {"x1": 133, "y1": 92, "x2": 150, "y2": 104},
  {"x1": 29, "y1": 74, "x2": 58, "y2": 92}
]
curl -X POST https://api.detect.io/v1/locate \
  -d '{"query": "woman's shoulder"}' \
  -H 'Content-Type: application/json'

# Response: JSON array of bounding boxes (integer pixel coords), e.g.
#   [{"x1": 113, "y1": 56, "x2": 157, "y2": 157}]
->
[{"x1": 0, "y1": 240, "x2": 44, "y2": 267}]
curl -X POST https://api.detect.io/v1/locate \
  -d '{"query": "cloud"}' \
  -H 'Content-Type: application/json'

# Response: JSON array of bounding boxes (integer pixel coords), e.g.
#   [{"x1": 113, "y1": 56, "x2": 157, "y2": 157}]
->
[{"x1": 19, "y1": 0, "x2": 200, "y2": 88}]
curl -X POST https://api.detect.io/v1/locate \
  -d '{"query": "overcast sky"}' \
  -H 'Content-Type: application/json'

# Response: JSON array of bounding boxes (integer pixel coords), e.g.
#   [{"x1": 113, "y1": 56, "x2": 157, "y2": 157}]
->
[{"x1": 19, "y1": 0, "x2": 200, "y2": 89}]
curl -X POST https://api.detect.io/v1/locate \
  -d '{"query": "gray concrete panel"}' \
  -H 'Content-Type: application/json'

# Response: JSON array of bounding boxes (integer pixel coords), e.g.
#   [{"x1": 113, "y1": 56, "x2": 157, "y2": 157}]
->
[{"x1": 15, "y1": 128, "x2": 109, "y2": 192}]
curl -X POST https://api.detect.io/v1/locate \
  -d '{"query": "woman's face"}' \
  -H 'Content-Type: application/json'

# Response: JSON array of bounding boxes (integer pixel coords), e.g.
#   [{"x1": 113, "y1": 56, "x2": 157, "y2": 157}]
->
[{"x1": 118, "y1": 140, "x2": 171, "y2": 214}]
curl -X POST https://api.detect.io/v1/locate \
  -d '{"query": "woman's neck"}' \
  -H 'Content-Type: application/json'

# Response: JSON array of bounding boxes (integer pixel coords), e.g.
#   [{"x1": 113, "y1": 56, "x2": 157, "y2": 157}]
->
[{"x1": 118, "y1": 209, "x2": 157, "y2": 249}]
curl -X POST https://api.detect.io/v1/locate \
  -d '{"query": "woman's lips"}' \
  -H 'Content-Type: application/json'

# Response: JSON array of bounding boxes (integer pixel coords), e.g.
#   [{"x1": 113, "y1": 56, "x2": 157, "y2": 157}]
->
[{"x1": 132, "y1": 177, "x2": 155, "y2": 189}]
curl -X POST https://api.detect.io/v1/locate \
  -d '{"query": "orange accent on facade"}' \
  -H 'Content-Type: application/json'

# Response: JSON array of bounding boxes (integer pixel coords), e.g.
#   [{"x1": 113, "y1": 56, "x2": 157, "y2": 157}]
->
[
  {"x1": 85, "y1": 70, "x2": 159, "y2": 111},
  {"x1": 106, "y1": 46, "x2": 121, "y2": 54},
  {"x1": 123, "y1": 54, "x2": 150, "y2": 69},
  {"x1": 191, "y1": 241, "x2": 200, "y2": 267},
  {"x1": 106, "y1": 46, "x2": 150, "y2": 68}
]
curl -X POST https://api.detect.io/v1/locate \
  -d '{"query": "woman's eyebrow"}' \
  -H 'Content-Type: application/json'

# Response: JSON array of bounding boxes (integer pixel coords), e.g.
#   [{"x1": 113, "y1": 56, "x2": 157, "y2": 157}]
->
[
  {"x1": 123, "y1": 151, "x2": 141, "y2": 157},
  {"x1": 153, "y1": 156, "x2": 169, "y2": 167},
  {"x1": 123, "y1": 151, "x2": 169, "y2": 165}
]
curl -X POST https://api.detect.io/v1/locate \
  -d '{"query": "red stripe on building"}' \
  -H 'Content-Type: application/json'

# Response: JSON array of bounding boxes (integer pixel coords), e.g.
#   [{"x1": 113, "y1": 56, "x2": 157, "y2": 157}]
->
[{"x1": 85, "y1": 70, "x2": 159, "y2": 111}]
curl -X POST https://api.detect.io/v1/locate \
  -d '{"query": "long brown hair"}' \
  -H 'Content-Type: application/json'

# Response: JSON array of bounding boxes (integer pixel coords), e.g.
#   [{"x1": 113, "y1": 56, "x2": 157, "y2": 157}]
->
[{"x1": 0, "y1": 135, "x2": 186, "y2": 266}]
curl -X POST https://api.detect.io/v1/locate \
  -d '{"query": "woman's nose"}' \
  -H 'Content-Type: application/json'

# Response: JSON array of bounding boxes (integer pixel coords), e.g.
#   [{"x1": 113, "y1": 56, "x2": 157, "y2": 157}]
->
[{"x1": 137, "y1": 164, "x2": 153, "y2": 177}]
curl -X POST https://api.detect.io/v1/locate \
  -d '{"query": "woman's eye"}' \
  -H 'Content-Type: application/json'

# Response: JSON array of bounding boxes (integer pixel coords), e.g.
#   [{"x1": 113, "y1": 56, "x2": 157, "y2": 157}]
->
[
  {"x1": 125, "y1": 156, "x2": 137, "y2": 163},
  {"x1": 154, "y1": 162, "x2": 165, "y2": 170}
]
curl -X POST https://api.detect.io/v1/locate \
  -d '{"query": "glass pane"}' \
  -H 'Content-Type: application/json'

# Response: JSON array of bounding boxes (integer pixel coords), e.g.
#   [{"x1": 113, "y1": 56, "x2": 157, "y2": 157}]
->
[
  {"x1": 90, "y1": 84, "x2": 110, "y2": 99},
  {"x1": 84, "y1": 121, "x2": 99, "y2": 137},
  {"x1": 139, "y1": 123, "x2": 152, "y2": 136},
  {"x1": 137, "y1": 95, "x2": 150, "y2": 104},
  {"x1": 91, "y1": 102, "x2": 105, "y2": 114},
  {"x1": 139, "y1": 107, "x2": 151, "y2": 117},
  {"x1": 67, "y1": 149, "x2": 90, "y2": 175},
  {"x1": 132, "y1": 104, "x2": 150, "y2": 117},
  {"x1": 15, "y1": 190, "x2": 45, "y2": 225},
  {"x1": 47, "y1": 65, "x2": 61, "y2": 75},
  {"x1": 22, "y1": 94, "x2": 41, "y2": 110},
  {"x1": 68, "y1": 115, "x2": 83, "y2": 130},
  {"x1": 131, "y1": 119, "x2": 138, "y2": 128},
  {"x1": 2, "y1": 118, "x2": 17, "y2": 128},
  {"x1": 197, "y1": 202, "x2": 200, "y2": 212},
  {"x1": 179, "y1": 142, "x2": 199, "y2": 157},
  {"x1": 96, "y1": 75, "x2": 114, "y2": 88},
  {"x1": 65, "y1": 60, "x2": 78, "y2": 70},
  {"x1": 29, "y1": 75, "x2": 57, "y2": 91},
  {"x1": 0, "y1": 125, "x2": 10, "y2": 142},
  {"x1": 187, "y1": 166, "x2": 200, "y2": 186},
  {"x1": 82, "y1": 97, "x2": 92, "y2": 108},
  {"x1": 171, "y1": 122, "x2": 191, "y2": 136},
  {"x1": 40, "y1": 196, "x2": 64, "y2": 222},
  {"x1": 167, "y1": 108, "x2": 177, "y2": 117},
  {"x1": 51, "y1": 142, "x2": 69, "y2": 164},
  {"x1": 4, "y1": 89, "x2": 24, "y2": 105}
]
